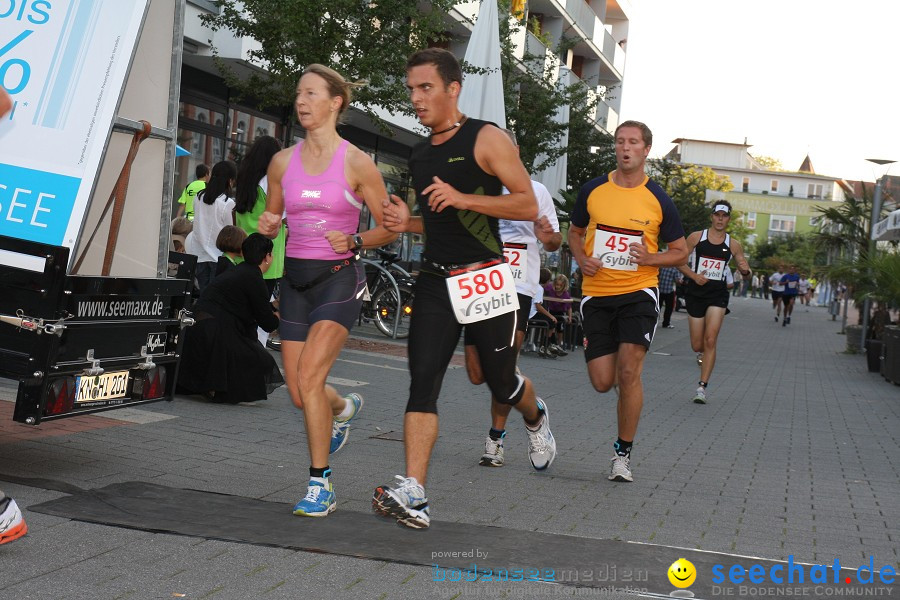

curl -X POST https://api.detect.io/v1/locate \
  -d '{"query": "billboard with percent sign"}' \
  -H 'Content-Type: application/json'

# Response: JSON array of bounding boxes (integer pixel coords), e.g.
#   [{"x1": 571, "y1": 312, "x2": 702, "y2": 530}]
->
[{"x1": 0, "y1": 0, "x2": 149, "y2": 250}]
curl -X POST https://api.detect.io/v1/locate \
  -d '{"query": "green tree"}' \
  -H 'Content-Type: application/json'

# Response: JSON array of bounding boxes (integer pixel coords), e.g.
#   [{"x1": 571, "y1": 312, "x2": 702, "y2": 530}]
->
[
  {"x1": 752, "y1": 155, "x2": 783, "y2": 171},
  {"x1": 555, "y1": 108, "x2": 615, "y2": 224},
  {"x1": 201, "y1": 0, "x2": 455, "y2": 144},
  {"x1": 498, "y1": 5, "x2": 597, "y2": 175},
  {"x1": 565, "y1": 101, "x2": 616, "y2": 194},
  {"x1": 750, "y1": 233, "x2": 825, "y2": 273},
  {"x1": 646, "y1": 159, "x2": 734, "y2": 237},
  {"x1": 812, "y1": 182, "x2": 898, "y2": 328}
]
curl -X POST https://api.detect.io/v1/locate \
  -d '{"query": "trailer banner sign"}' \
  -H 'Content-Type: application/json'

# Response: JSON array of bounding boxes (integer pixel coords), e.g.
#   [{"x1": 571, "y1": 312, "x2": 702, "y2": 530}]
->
[{"x1": 0, "y1": 0, "x2": 149, "y2": 248}]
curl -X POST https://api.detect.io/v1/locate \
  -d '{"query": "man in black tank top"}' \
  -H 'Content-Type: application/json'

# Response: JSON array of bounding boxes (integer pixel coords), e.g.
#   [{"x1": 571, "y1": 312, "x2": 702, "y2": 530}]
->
[
  {"x1": 372, "y1": 48, "x2": 557, "y2": 529},
  {"x1": 678, "y1": 201, "x2": 751, "y2": 404}
]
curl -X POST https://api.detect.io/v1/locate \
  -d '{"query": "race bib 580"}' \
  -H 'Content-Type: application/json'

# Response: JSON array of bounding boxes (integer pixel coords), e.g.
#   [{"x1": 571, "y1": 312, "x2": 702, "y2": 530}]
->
[{"x1": 446, "y1": 262, "x2": 518, "y2": 324}]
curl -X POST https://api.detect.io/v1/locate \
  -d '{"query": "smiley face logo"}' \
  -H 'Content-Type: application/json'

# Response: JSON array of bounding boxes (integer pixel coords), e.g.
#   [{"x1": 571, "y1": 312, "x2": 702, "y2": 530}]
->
[{"x1": 668, "y1": 558, "x2": 696, "y2": 588}]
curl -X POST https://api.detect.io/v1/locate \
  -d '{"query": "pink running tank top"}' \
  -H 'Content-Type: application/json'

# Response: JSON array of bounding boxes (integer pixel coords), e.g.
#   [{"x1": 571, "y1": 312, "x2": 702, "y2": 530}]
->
[{"x1": 282, "y1": 139, "x2": 363, "y2": 260}]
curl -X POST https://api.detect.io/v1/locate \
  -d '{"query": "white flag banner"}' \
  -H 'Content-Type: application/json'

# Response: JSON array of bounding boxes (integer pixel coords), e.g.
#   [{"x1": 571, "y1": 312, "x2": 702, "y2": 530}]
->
[{"x1": 458, "y1": 0, "x2": 506, "y2": 128}]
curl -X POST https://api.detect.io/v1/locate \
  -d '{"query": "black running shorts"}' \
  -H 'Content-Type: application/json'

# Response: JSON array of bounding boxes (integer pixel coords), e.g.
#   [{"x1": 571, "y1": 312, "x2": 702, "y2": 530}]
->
[
  {"x1": 685, "y1": 289, "x2": 730, "y2": 318},
  {"x1": 581, "y1": 288, "x2": 659, "y2": 361},
  {"x1": 464, "y1": 292, "x2": 531, "y2": 342},
  {"x1": 408, "y1": 272, "x2": 522, "y2": 414},
  {"x1": 279, "y1": 257, "x2": 365, "y2": 341}
]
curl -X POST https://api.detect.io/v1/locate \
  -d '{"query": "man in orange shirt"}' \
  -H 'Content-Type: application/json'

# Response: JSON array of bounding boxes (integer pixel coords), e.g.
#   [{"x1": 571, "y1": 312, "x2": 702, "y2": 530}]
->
[{"x1": 567, "y1": 120, "x2": 688, "y2": 483}]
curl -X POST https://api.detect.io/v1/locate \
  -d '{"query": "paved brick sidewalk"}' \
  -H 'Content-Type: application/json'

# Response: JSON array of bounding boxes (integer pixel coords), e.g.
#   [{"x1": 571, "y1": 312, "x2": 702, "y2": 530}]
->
[{"x1": 0, "y1": 297, "x2": 897, "y2": 599}]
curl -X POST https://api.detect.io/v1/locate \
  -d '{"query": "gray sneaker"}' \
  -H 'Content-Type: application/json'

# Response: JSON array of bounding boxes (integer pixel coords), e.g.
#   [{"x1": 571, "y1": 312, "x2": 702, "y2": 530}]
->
[
  {"x1": 692, "y1": 386, "x2": 707, "y2": 404},
  {"x1": 479, "y1": 435, "x2": 505, "y2": 467},
  {"x1": 526, "y1": 398, "x2": 556, "y2": 471},
  {"x1": 373, "y1": 476, "x2": 430, "y2": 529},
  {"x1": 609, "y1": 455, "x2": 633, "y2": 482}
]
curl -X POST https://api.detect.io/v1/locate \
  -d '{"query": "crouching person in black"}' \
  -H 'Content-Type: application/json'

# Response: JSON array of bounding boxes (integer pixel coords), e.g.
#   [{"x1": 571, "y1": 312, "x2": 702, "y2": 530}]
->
[{"x1": 178, "y1": 233, "x2": 285, "y2": 403}]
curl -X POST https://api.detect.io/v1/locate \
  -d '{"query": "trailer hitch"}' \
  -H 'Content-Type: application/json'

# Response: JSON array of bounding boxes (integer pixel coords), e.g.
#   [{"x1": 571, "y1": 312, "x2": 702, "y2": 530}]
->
[
  {"x1": 178, "y1": 308, "x2": 195, "y2": 328},
  {"x1": 0, "y1": 310, "x2": 69, "y2": 336}
]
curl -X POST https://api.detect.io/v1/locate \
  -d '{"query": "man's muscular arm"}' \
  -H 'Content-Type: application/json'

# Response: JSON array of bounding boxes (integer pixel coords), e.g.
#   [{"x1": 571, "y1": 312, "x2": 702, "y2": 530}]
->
[{"x1": 424, "y1": 126, "x2": 537, "y2": 220}]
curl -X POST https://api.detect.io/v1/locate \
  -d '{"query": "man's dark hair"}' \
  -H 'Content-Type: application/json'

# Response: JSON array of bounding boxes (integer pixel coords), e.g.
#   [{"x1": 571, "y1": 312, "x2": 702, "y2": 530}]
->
[
  {"x1": 615, "y1": 120, "x2": 653, "y2": 147},
  {"x1": 195, "y1": 164, "x2": 210, "y2": 179},
  {"x1": 242, "y1": 233, "x2": 274, "y2": 266},
  {"x1": 406, "y1": 48, "x2": 462, "y2": 87}
]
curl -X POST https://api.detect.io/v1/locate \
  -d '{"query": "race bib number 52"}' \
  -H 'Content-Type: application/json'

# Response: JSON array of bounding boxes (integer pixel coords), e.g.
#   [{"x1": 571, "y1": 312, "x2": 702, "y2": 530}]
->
[
  {"x1": 502, "y1": 242, "x2": 528, "y2": 283},
  {"x1": 593, "y1": 224, "x2": 642, "y2": 271},
  {"x1": 446, "y1": 262, "x2": 518, "y2": 324}
]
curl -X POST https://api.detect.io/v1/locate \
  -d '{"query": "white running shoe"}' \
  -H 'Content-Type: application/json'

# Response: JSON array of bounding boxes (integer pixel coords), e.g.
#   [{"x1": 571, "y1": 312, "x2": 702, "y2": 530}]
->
[
  {"x1": 373, "y1": 476, "x2": 430, "y2": 529},
  {"x1": 330, "y1": 393, "x2": 363, "y2": 454},
  {"x1": 479, "y1": 435, "x2": 505, "y2": 467},
  {"x1": 0, "y1": 497, "x2": 27, "y2": 545},
  {"x1": 526, "y1": 398, "x2": 556, "y2": 471},
  {"x1": 696, "y1": 353, "x2": 703, "y2": 366},
  {"x1": 693, "y1": 386, "x2": 707, "y2": 404},
  {"x1": 608, "y1": 455, "x2": 633, "y2": 482}
]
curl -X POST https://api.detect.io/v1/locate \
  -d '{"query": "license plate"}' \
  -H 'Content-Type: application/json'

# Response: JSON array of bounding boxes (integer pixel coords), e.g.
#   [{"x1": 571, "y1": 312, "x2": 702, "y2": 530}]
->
[{"x1": 75, "y1": 370, "x2": 130, "y2": 403}]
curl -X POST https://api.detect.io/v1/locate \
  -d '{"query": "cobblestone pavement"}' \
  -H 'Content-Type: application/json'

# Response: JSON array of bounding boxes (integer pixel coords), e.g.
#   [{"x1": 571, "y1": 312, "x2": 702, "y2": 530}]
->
[{"x1": 1, "y1": 297, "x2": 897, "y2": 599}]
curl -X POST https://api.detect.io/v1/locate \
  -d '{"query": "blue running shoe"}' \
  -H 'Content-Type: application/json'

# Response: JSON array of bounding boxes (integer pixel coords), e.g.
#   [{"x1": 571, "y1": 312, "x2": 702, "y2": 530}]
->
[
  {"x1": 292, "y1": 480, "x2": 336, "y2": 517},
  {"x1": 330, "y1": 393, "x2": 364, "y2": 454},
  {"x1": 372, "y1": 475, "x2": 430, "y2": 529}
]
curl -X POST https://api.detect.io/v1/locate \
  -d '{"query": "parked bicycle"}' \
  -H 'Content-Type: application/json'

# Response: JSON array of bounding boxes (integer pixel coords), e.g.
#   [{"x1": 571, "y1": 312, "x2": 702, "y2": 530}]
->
[{"x1": 360, "y1": 249, "x2": 415, "y2": 339}]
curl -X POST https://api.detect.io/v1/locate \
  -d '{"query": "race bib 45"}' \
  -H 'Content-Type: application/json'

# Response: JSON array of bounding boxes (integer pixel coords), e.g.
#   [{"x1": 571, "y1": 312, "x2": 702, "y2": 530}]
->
[{"x1": 593, "y1": 224, "x2": 642, "y2": 271}]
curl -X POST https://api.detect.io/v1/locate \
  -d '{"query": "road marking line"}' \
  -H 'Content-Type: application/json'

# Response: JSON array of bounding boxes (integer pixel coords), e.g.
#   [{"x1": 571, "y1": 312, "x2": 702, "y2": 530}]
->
[{"x1": 336, "y1": 358, "x2": 408, "y2": 372}]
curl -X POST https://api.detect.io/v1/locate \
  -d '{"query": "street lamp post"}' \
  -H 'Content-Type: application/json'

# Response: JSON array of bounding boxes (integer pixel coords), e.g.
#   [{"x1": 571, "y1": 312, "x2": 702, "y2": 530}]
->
[{"x1": 859, "y1": 159, "x2": 895, "y2": 352}]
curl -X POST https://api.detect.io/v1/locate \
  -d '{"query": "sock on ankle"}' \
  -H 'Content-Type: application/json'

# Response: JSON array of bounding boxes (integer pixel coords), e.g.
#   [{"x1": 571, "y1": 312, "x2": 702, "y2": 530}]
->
[
  {"x1": 335, "y1": 396, "x2": 355, "y2": 420},
  {"x1": 524, "y1": 400, "x2": 545, "y2": 429},
  {"x1": 310, "y1": 466, "x2": 331, "y2": 484},
  {"x1": 614, "y1": 438, "x2": 632, "y2": 458},
  {"x1": 488, "y1": 428, "x2": 506, "y2": 441},
  {"x1": 698, "y1": 381, "x2": 708, "y2": 389}
]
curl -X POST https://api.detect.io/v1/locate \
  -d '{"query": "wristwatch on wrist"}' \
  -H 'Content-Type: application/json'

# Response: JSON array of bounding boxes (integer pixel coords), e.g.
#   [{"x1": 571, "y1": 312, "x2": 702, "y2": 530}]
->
[{"x1": 351, "y1": 234, "x2": 364, "y2": 251}]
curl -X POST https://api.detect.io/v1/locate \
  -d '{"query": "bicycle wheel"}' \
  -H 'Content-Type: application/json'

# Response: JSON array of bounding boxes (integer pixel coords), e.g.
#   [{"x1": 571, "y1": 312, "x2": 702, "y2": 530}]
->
[{"x1": 372, "y1": 283, "x2": 414, "y2": 339}]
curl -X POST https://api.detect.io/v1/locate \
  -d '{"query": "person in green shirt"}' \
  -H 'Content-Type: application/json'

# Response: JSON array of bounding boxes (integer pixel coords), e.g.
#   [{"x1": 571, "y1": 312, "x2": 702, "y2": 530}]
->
[
  {"x1": 177, "y1": 163, "x2": 210, "y2": 221},
  {"x1": 235, "y1": 136, "x2": 285, "y2": 291},
  {"x1": 234, "y1": 136, "x2": 285, "y2": 348}
]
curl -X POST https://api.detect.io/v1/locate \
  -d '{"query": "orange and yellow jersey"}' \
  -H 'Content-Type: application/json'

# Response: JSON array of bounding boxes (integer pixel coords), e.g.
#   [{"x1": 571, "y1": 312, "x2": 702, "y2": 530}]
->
[{"x1": 572, "y1": 173, "x2": 684, "y2": 297}]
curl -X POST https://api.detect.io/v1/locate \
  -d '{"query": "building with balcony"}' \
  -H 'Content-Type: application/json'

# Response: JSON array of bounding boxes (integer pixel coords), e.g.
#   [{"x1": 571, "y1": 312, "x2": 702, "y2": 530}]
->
[
  {"x1": 174, "y1": 0, "x2": 630, "y2": 205},
  {"x1": 666, "y1": 138, "x2": 848, "y2": 244}
]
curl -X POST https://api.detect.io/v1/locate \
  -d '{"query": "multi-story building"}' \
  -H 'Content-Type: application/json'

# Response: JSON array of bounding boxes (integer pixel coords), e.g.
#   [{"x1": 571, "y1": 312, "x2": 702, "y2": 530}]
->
[
  {"x1": 666, "y1": 138, "x2": 847, "y2": 244},
  {"x1": 176, "y1": 0, "x2": 630, "y2": 206}
]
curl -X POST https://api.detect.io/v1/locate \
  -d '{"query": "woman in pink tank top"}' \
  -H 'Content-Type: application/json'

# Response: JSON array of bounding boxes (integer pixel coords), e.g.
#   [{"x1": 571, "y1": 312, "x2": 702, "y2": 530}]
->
[{"x1": 258, "y1": 64, "x2": 396, "y2": 518}]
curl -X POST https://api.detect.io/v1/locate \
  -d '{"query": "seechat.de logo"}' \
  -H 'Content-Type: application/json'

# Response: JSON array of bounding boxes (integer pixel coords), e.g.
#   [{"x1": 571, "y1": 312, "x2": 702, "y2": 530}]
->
[{"x1": 711, "y1": 555, "x2": 896, "y2": 586}]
